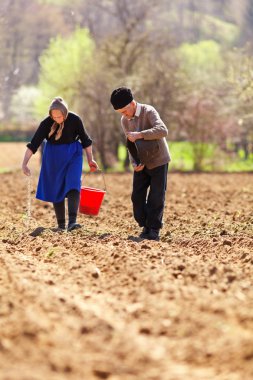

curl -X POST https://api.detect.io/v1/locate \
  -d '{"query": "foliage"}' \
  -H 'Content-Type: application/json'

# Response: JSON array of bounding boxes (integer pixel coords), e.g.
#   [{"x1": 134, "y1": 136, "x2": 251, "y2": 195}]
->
[
  {"x1": 169, "y1": 141, "x2": 253, "y2": 172},
  {"x1": 198, "y1": 14, "x2": 239, "y2": 46},
  {"x1": 169, "y1": 141, "x2": 194, "y2": 171},
  {"x1": 170, "y1": 141, "x2": 220, "y2": 172},
  {"x1": 116, "y1": 141, "x2": 253, "y2": 172},
  {"x1": 2, "y1": 0, "x2": 253, "y2": 171},
  {"x1": 172, "y1": 40, "x2": 232, "y2": 170},
  {"x1": 37, "y1": 0, "x2": 74, "y2": 4},
  {"x1": 0, "y1": 0, "x2": 68, "y2": 118},
  {"x1": 178, "y1": 40, "x2": 224, "y2": 83},
  {"x1": 226, "y1": 47, "x2": 253, "y2": 159},
  {"x1": 225, "y1": 154, "x2": 253, "y2": 172},
  {"x1": 10, "y1": 86, "x2": 41, "y2": 123},
  {"x1": 35, "y1": 28, "x2": 95, "y2": 117},
  {"x1": 227, "y1": 47, "x2": 253, "y2": 102},
  {"x1": 239, "y1": 0, "x2": 253, "y2": 45}
]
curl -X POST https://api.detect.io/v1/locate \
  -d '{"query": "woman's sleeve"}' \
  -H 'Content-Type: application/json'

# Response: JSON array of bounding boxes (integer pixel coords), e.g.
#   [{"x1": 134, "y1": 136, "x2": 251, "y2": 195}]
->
[
  {"x1": 77, "y1": 117, "x2": 92, "y2": 149},
  {"x1": 27, "y1": 122, "x2": 49, "y2": 154}
]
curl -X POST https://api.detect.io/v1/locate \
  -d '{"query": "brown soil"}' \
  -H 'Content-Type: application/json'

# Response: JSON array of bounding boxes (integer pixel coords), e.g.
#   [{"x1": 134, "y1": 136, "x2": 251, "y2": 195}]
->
[{"x1": 0, "y1": 170, "x2": 253, "y2": 380}]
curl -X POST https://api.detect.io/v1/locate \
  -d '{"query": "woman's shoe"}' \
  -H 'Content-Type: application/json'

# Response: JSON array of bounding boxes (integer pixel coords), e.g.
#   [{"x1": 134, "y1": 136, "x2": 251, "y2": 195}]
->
[{"x1": 67, "y1": 223, "x2": 81, "y2": 232}]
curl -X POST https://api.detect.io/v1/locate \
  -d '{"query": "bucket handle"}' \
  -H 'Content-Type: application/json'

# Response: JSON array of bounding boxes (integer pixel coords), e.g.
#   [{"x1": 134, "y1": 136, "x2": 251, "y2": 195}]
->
[{"x1": 82, "y1": 169, "x2": 107, "y2": 191}]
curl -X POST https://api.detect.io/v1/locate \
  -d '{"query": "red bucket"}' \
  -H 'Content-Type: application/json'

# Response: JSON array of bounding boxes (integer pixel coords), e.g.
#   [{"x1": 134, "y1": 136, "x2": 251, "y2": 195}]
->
[{"x1": 79, "y1": 186, "x2": 106, "y2": 216}]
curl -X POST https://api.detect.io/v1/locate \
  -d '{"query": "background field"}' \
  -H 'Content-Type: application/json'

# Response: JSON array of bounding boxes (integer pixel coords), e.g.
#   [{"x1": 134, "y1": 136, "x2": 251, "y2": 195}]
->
[
  {"x1": 2, "y1": 142, "x2": 253, "y2": 174},
  {"x1": 0, "y1": 142, "x2": 40, "y2": 173},
  {"x1": 1, "y1": 2, "x2": 253, "y2": 376},
  {"x1": 0, "y1": 144, "x2": 253, "y2": 380}
]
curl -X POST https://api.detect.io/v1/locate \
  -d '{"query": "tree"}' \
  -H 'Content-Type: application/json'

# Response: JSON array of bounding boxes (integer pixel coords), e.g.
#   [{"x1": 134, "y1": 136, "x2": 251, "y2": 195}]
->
[
  {"x1": 35, "y1": 28, "x2": 118, "y2": 169},
  {"x1": 0, "y1": 0, "x2": 67, "y2": 120},
  {"x1": 226, "y1": 47, "x2": 253, "y2": 158},
  {"x1": 172, "y1": 40, "x2": 236, "y2": 170},
  {"x1": 10, "y1": 85, "x2": 40, "y2": 124},
  {"x1": 239, "y1": 0, "x2": 253, "y2": 46},
  {"x1": 80, "y1": 0, "x2": 173, "y2": 168},
  {"x1": 35, "y1": 28, "x2": 95, "y2": 116}
]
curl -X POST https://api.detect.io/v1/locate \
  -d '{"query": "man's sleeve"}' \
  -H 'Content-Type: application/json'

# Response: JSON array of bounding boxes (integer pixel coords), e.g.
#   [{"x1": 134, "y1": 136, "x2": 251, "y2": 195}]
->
[{"x1": 141, "y1": 107, "x2": 168, "y2": 140}]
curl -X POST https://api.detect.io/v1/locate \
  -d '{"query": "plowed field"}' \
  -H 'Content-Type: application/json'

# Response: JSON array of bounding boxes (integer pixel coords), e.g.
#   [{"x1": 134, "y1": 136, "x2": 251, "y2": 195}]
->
[{"x1": 0, "y1": 166, "x2": 253, "y2": 380}]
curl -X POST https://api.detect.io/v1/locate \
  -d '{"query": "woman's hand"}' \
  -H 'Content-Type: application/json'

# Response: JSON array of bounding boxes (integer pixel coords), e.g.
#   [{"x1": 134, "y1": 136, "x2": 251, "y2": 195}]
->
[
  {"x1": 88, "y1": 160, "x2": 99, "y2": 172},
  {"x1": 22, "y1": 148, "x2": 33, "y2": 176},
  {"x1": 22, "y1": 164, "x2": 31, "y2": 176},
  {"x1": 85, "y1": 146, "x2": 98, "y2": 172}
]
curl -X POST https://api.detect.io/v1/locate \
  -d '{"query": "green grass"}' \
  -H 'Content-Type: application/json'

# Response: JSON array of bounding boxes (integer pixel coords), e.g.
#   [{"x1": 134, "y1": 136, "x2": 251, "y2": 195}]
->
[
  {"x1": 115, "y1": 142, "x2": 196, "y2": 172},
  {"x1": 170, "y1": 142, "x2": 253, "y2": 172},
  {"x1": 113, "y1": 145, "x2": 128, "y2": 172},
  {"x1": 169, "y1": 141, "x2": 194, "y2": 171},
  {"x1": 224, "y1": 153, "x2": 253, "y2": 172},
  {"x1": 95, "y1": 145, "x2": 128, "y2": 173},
  {"x1": 115, "y1": 142, "x2": 253, "y2": 173},
  {"x1": 0, "y1": 167, "x2": 12, "y2": 174},
  {"x1": 118, "y1": 144, "x2": 127, "y2": 161},
  {"x1": 4, "y1": 142, "x2": 249, "y2": 175}
]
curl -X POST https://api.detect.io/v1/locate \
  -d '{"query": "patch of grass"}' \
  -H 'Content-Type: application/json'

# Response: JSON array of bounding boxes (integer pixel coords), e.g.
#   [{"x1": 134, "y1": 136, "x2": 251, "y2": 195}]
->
[
  {"x1": 0, "y1": 167, "x2": 12, "y2": 174},
  {"x1": 224, "y1": 157, "x2": 253, "y2": 172},
  {"x1": 118, "y1": 144, "x2": 127, "y2": 161},
  {"x1": 169, "y1": 142, "x2": 194, "y2": 171},
  {"x1": 83, "y1": 142, "x2": 253, "y2": 173},
  {"x1": 170, "y1": 142, "x2": 253, "y2": 172},
  {"x1": 114, "y1": 144, "x2": 128, "y2": 172},
  {"x1": 46, "y1": 247, "x2": 57, "y2": 258}
]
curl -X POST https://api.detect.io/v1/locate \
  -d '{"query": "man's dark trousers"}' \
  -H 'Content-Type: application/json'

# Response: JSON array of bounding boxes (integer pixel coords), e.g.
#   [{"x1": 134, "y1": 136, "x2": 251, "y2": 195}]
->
[{"x1": 131, "y1": 163, "x2": 168, "y2": 231}]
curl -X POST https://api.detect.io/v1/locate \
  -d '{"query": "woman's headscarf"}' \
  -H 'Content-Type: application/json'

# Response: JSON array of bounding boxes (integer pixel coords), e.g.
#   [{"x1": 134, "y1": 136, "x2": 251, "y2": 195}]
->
[{"x1": 48, "y1": 97, "x2": 68, "y2": 140}]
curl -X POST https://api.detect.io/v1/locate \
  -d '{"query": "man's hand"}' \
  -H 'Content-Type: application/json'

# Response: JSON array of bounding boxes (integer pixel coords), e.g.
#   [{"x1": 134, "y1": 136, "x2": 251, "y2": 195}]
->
[
  {"x1": 126, "y1": 131, "x2": 143, "y2": 142},
  {"x1": 134, "y1": 164, "x2": 145, "y2": 172},
  {"x1": 88, "y1": 160, "x2": 99, "y2": 172}
]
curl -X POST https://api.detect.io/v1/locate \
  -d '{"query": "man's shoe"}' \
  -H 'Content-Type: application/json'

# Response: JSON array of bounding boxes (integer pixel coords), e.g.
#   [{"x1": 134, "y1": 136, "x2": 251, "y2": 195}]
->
[
  {"x1": 67, "y1": 223, "x2": 81, "y2": 232},
  {"x1": 139, "y1": 227, "x2": 149, "y2": 238},
  {"x1": 147, "y1": 228, "x2": 160, "y2": 241}
]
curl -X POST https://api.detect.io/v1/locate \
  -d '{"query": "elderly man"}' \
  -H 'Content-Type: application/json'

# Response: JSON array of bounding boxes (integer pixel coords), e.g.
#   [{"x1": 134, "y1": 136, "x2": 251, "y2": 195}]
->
[{"x1": 110, "y1": 87, "x2": 171, "y2": 241}]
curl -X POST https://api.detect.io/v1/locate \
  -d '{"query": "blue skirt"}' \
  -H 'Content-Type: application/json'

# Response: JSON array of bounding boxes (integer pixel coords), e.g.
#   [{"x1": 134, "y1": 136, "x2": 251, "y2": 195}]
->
[{"x1": 36, "y1": 141, "x2": 83, "y2": 203}]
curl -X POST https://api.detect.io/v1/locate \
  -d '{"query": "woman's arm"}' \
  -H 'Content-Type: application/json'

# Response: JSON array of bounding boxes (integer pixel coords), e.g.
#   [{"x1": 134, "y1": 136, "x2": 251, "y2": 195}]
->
[
  {"x1": 84, "y1": 145, "x2": 98, "y2": 172},
  {"x1": 22, "y1": 148, "x2": 33, "y2": 176}
]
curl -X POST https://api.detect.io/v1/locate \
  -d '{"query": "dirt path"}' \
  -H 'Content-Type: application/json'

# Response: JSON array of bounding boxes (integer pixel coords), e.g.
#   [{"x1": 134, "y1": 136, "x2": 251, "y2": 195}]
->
[{"x1": 0, "y1": 171, "x2": 253, "y2": 379}]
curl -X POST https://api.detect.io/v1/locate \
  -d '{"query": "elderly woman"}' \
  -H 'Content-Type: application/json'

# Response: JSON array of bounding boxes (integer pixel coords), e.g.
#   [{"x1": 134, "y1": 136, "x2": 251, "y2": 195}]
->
[{"x1": 22, "y1": 97, "x2": 98, "y2": 231}]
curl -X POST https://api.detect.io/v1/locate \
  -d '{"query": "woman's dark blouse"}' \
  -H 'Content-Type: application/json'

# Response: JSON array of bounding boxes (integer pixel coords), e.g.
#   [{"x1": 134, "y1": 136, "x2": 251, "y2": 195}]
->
[{"x1": 27, "y1": 112, "x2": 92, "y2": 154}]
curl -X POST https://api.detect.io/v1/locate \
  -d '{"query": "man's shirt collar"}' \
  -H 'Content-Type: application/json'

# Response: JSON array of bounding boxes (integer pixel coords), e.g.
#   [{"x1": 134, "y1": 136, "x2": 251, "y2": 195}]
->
[{"x1": 135, "y1": 102, "x2": 141, "y2": 117}]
